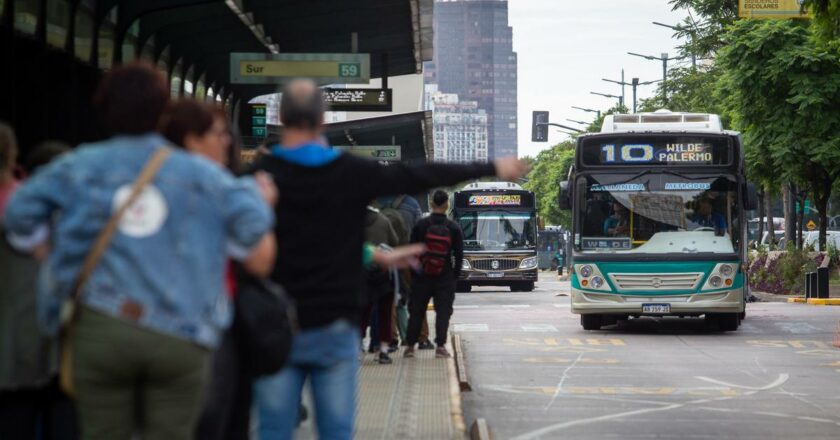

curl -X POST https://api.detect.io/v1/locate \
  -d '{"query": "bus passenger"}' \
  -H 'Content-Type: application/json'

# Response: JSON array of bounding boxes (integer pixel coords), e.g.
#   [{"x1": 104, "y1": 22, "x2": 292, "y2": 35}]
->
[
  {"x1": 603, "y1": 201, "x2": 630, "y2": 236},
  {"x1": 690, "y1": 199, "x2": 726, "y2": 232}
]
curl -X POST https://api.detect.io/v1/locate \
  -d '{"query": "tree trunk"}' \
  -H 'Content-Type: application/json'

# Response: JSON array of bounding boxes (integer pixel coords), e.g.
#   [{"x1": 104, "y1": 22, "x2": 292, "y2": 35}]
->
[
  {"x1": 756, "y1": 188, "x2": 765, "y2": 247},
  {"x1": 764, "y1": 188, "x2": 775, "y2": 247},
  {"x1": 797, "y1": 190, "x2": 806, "y2": 250},
  {"x1": 815, "y1": 180, "x2": 832, "y2": 252},
  {"x1": 783, "y1": 183, "x2": 794, "y2": 245}
]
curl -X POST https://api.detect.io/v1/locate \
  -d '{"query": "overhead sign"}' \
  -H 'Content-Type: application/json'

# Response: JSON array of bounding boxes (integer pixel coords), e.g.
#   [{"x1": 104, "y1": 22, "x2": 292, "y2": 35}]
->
[
  {"x1": 738, "y1": 0, "x2": 811, "y2": 19},
  {"x1": 468, "y1": 195, "x2": 522, "y2": 207},
  {"x1": 335, "y1": 145, "x2": 401, "y2": 162},
  {"x1": 250, "y1": 103, "x2": 267, "y2": 137},
  {"x1": 231, "y1": 53, "x2": 370, "y2": 85},
  {"x1": 323, "y1": 88, "x2": 392, "y2": 112}
]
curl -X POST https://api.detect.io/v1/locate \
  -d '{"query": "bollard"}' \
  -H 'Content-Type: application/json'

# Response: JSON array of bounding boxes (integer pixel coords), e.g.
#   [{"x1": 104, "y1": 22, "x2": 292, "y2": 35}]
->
[
  {"x1": 817, "y1": 267, "x2": 830, "y2": 299},
  {"x1": 804, "y1": 272, "x2": 813, "y2": 299}
]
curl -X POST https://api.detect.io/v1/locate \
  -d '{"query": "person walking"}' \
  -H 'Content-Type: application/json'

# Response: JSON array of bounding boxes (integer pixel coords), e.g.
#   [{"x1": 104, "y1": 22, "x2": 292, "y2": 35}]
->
[
  {"x1": 251, "y1": 78, "x2": 527, "y2": 440},
  {"x1": 361, "y1": 207, "x2": 400, "y2": 364},
  {"x1": 3, "y1": 63, "x2": 276, "y2": 440},
  {"x1": 404, "y1": 190, "x2": 463, "y2": 359}
]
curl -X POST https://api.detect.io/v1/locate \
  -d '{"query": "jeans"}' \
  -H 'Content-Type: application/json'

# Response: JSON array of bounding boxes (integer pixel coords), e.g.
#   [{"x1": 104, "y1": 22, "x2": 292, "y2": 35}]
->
[{"x1": 254, "y1": 320, "x2": 359, "y2": 440}]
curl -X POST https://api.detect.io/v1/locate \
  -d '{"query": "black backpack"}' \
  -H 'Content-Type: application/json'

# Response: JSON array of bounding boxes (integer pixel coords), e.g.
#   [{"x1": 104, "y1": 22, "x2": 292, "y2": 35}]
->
[
  {"x1": 233, "y1": 266, "x2": 297, "y2": 376},
  {"x1": 421, "y1": 219, "x2": 453, "y2": 276}
]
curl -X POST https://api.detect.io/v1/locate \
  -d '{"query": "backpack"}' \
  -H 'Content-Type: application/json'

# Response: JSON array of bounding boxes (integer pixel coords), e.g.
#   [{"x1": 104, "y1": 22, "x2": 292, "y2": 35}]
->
[
  {"x1": 378, "y1": 195, "x2": 409, "y2": 245},
  {"x1": 421, "y1": 218, "x2": 453, "y2": 276}
]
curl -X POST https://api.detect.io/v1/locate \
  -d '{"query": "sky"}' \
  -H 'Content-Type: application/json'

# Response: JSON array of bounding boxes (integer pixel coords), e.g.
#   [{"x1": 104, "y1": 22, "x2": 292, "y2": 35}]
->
[{"x1": 509, "y1": 0, "x2": 690, "y2": 158}]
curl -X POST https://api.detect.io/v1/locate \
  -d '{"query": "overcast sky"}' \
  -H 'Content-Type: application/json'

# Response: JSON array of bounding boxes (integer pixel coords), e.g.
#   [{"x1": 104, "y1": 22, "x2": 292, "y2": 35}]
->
[{"x1": 510, "y1": 0, "x2": 689, "y2": 158}]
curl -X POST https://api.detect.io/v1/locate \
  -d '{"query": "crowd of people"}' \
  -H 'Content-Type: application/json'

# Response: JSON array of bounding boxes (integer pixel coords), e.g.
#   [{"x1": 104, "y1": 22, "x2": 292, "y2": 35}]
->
[{"x1": 0, "y1": 62, "x2": 527, "y2": 440}]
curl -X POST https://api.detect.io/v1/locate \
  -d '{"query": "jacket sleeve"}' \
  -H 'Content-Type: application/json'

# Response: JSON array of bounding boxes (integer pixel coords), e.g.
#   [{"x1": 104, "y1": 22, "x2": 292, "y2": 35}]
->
[
  {"x1": 4, "y1": 154, "x2": 77, "y2": 251},
  {"x1": 451, "y1": 222, "x2": 464, "y2": 279},
  {"x1": 219, "y1": 173, "x2": 275, "y2": 260},
  {"x1": 356, "y1": 158, "x2": 497, "y2": 200},
  {"x1": 410, "y1": 220, "x2": 423, "y2": 244}
]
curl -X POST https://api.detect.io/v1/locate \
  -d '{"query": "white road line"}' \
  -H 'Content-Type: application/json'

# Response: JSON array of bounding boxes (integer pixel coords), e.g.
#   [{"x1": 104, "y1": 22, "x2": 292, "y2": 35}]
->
[
  {"x1": 798, "y1": 416, "x2": 835, "y2": 423},
  {"x1": 542, "y1": 353, "x2": 584, "y2": 412},
  {"x1": 453, "y1": 305, "x2": 480, "y2": 309},
  {"x1": 521, "y1": 324, "x2": 558, "y2": 332},
  {"x1": 512, "y1": 374, "x2": 790, "y2": 440},
  {"x1": 694, "y1": 373, "x2": 790, "y2": 391},
  {"x1": 751, "y1": 411, "x2": 793, "y2": 418},
  {"x1": 501, "y1": 304, "x2": 531, "y2": 308},
  {"x1": 453, "y1": 323, "x2": 488, "y2": 332}
]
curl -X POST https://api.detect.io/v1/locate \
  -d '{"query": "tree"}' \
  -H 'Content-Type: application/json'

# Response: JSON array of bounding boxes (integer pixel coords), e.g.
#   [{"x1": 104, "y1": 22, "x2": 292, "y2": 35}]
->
[
  {"x1": 803, "y1": 0, "x2": 840, "y2": 42},
  {"x1": 637, "y1": 65, "x2": 729, "y2": 121},
  {"x1": 668, "y1": 0, "x2": 739, "y2": 58},
  {"x1": 717, "y1": 20, "x2": 840, "y2": 250},
  {"x1": 523, "y1": 141, "x2": 575, "y2": 228}
]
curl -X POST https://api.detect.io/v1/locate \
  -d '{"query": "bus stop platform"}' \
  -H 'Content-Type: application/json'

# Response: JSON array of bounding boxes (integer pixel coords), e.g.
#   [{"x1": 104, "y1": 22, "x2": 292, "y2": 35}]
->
[{"x1": 294, "y1": 333, "x2": 466, "y2": 439}]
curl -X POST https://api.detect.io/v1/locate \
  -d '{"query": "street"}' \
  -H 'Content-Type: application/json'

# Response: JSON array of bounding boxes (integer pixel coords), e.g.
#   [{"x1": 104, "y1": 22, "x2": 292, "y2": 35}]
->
[{"x1": 454, "y1": 273, "x2": 840, "y2": 439}]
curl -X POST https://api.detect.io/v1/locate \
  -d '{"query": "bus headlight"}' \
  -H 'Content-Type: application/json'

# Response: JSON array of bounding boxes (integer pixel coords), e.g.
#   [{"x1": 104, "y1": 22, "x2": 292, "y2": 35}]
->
[
  {"x1": 719, "y1": 264, "x2": 734, "y2": 277},
  {"x1": 579, "y1": 265, "x2": 593, "y2": 278},
  {"x1": 709, "y1": 275, "x2": 723, "y2": 288},
  {"x1": 462, "y1": 259, "x2": 472, "y2": 271},
  {"x1": 591, "y1": 276, "x2": 605, "y2": 289},
  {"x1": 519, "y1": 257, "x2": 538, "y2": 269}
]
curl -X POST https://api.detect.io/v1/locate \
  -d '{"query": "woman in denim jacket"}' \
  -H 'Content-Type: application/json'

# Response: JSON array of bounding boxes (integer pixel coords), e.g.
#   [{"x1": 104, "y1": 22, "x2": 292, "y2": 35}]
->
[{"x1": 3, "y1": 63, "x2": 276, "y2": 440}]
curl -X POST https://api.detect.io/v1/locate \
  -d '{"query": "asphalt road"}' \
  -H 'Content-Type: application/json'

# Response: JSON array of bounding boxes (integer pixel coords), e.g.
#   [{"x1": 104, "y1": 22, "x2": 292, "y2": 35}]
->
[{"x1": 454, "y1": 273, "x2": 840, "y2": 440}]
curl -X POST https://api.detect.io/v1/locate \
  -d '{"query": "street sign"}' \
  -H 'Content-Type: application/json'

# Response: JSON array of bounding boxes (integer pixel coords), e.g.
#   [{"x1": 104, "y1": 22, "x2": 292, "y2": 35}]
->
[
  {"x1": 738, "y1": 0, "x2": 811, "y2": 19},
  {"x1": 532, "y1": 111, "x2": 549, "y2": 143},
  {"x1": 323, "y1": 88, "x2": 392, "y2": 112},
  {"x1": 807, "y1": 220, "x2": 817, "y2": 231},
  {"x1": 230, "y1": 53, "x2": 371, "y2": 85},
  {"x1": 335, "y1": 145, "x2": 401, "y2": 162},
  {"x1": 249, "y1": 103, "x2": 267, "y2": 138}
]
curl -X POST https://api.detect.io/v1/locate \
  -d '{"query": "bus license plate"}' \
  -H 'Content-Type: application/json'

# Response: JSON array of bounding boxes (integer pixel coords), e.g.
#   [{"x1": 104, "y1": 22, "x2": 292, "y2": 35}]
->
[
  {"x1": 642, "y1": 304, "x2": 670, "y2": 314},
  {"x1": 487, "y1": 272, "x2": 505, "y2": 278}
]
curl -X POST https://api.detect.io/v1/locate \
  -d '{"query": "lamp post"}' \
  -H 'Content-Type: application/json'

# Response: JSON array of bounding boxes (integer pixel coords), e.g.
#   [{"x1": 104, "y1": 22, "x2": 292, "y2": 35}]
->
[
  {"x1": 602, "y1": 77, "x2": 658, "y2": 113},
  {"x1": 628, "y1": 51, "x2": 684, "y2": 101},
  {"x1": 590, "y1": 91, "x2": 623, "y2": 107},
  {"x1": 566, "y1": 119, "x2": 588, "y2": 126},
  {"x1": 652, "y1": 21, "x2": 697, "y2": 68},
  {"x1": 572, "y1": 106, "x2": 601, "y2": 120}
]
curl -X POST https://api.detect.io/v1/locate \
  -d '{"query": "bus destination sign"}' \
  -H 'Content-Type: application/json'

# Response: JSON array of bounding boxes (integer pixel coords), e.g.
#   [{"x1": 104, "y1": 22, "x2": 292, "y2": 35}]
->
[
  {"x1": 469, "y1": 195, "x2": 522, "y2": 206},
  {"x1": 581, "y1": 137, "x2": 729, "y2": 166}
]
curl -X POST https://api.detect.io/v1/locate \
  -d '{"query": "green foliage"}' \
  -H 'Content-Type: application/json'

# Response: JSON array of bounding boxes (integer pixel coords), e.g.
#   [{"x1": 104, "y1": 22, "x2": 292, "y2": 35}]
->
[
  {"x1": 803, "y1": 0, "x2": 840, "y2": 42},
  {"x1": 717, "y1": 20, "x2": 840, "y2": 249},
  {"x1": 523, "y1": 141, "x2": 575, "y2": 228},
  {"x1": 668, "y1": 0, "x2": 739, "y2": 57},
  {"x1": 637, "y1": 65, "x2": 729, "y2": 124},
  {"x1": 779, "y1": 244, "x2": 814, "y2": 292}
]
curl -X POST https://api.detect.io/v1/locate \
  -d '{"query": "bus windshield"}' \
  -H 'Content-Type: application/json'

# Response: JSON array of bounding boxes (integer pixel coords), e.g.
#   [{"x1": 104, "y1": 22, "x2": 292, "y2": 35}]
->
[
  {"x1": 457, "y1": 211, "x2": 537, "y2": 251},
  {"x1": 576, "y1": 174, "x2": 740, "y2": 254}
]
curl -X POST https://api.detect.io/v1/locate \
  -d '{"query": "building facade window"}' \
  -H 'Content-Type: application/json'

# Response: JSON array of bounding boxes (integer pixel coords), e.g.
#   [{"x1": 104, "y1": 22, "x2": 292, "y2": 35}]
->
[
  {"x1": 14, "y1": 0, "x2": 40, "y2": 34},
  {"x1": 46, "y1": 0, "x2": 71, "y2": 49},
  {"x1": 74, "y1": 0, "x2": 94, "y2": 62}
]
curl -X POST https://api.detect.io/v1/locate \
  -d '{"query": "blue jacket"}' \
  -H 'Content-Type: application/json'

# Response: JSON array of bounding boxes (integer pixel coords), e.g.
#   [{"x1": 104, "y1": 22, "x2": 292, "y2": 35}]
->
[{"x1": 4, "y1": 134, "x2": 273, "y2": 347}]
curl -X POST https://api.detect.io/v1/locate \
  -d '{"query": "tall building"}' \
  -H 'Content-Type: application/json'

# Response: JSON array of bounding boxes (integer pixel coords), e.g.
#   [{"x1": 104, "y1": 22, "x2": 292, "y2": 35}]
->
[
  {"x1": 425, "y1": 0, "x2": 518, "y2": 159},
  {"x1": 425, "y1": 84, "x2": 489, "y2": 163}
]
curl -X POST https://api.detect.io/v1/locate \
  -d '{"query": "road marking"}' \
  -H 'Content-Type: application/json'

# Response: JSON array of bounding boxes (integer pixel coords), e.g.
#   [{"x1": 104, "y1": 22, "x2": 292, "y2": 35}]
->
[
  {"x1": 501, "y1": 304, "x2": 531, "y2": 308},
  {"x1": 504, "y1": 337, "x2": 625, "y2": 347},
  {"x1": 537, "y1": 346, "x2": 607, "y2": 354},
  {"x1": 510, "y1": 374, "x2": 789, "y2": 440},
  {"x1": 568, "y1": 338, "x2": 626, "y2": 346},
  {"x1": 521, "y1": 324, "x2": 558, "y2": 332},
  {"x1": 752, "y1": 411, "x2": 793, "y2": 418},
  {"x1": 453, "y1": 324, "x2": 488, "y2": 332},
  {"x1": 796, "y1": 349, "x2": 840, "y2": 358},
  {"x1": 799, "y1": 416, "x2": 835, "y2": 423},
  {"x1": 695, "y1": 373, "x2": 790, "y2": 391},
  {"x1": 484, "y1": 384, "x2": 740, "y2": 397},
  {"x1": 747, "y1": 340, "x2": 829, "y2": 349},
  {"x1": 543, "y1": 353, "x2": 584, "y2": 411},
  {"x1": 453, "y1": 305, "x2": 480, "y2": 309},
  {"x1": 776, "y1": 322, "x2": 822, "y2": 334},
  {"x1": 522, "y1": 357, "x2": 620, "y2": 364}
]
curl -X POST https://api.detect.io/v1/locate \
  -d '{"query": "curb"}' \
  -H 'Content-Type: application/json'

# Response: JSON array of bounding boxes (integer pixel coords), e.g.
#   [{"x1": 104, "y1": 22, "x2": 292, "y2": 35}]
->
[
  {"x1": 470, "y1": 418, "x2": 493, "y2": 440},
  {"x1": 452, "y1": 334, "x2": 472, "y2": 391},
  {"x1": 786, "y1": 297, "x2": 840, "y2": 305},
  {"x1": 447, "y1": 333, "x2": 467, "y2": 439}
]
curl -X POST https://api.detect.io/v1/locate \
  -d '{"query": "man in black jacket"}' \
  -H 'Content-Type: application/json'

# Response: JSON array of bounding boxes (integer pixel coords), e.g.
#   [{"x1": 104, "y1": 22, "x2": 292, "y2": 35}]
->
[
  {"x1": 404, "y1": 190, "x2": 463, "y2": 359},
  {"x1": 250, "y1": 79, "x2": 527, "y2": 440}
]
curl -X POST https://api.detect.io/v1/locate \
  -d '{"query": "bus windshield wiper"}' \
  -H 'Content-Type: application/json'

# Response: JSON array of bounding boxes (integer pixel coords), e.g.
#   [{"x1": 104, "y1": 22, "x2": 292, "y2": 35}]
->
[{"x1": 610, "y1": 169, "x2": 652, "y2": 185}]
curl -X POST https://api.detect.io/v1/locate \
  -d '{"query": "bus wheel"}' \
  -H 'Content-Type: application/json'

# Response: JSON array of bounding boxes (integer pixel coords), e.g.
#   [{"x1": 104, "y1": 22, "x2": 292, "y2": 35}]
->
[
  {"x1": 706, "y1": 313, "x2": 740, "y2": 331},
  {"x1": 581, "y1": 314, "x2": 602, "y2": 330},
  {"x1": 456, "y1": 283, "x2": 472, "y2": 293}
]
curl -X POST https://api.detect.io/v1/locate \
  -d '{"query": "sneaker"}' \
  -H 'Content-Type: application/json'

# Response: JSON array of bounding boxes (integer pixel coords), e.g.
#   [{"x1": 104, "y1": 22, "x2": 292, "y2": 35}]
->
[
  {"x1": 378, "y1": 352, "x2": 393, "y2": 364},
  {"x1": 418, "y1": 340, "x2": 435, "y2": 350},
  {"x1": 435, "y1": 346, "x2": 451, "y2": 358},
  {"x1": 404, "y1": 347, "x2": 415, "y2": 358},
  {"x1": 388, "y1": 343, "x2": 399, "y2": 353}
]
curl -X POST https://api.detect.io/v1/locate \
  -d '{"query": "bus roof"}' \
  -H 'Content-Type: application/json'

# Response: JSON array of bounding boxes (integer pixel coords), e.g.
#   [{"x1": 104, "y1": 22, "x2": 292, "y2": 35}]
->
[
  {"x1": 600, "y1": 110, "x2": 725, "y2": 134},
  {"x1": 461, "y1": 181, "x2": 523, "y2": 191}
]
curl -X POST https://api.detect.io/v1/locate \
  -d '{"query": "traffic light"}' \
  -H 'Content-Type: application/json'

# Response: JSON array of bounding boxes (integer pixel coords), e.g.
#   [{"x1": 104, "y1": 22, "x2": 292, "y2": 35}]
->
[{"x1": 532, "y1": 111, "x2": 549, "y2": 142}]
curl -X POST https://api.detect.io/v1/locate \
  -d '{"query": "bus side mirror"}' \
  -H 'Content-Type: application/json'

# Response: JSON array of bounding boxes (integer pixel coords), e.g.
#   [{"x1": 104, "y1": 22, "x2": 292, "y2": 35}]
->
[
  {"x1": 744, "y1": 183, "x2": 758, "y2": 211},
  {"x1": 559, "y1": 181, "x2": 571, "y2": 210}
]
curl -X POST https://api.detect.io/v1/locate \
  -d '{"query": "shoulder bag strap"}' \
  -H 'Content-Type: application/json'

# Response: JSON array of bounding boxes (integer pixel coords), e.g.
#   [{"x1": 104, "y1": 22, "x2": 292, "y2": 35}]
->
[{"x1": 67, "y1": 148, "x2": 171, "y2": 304}]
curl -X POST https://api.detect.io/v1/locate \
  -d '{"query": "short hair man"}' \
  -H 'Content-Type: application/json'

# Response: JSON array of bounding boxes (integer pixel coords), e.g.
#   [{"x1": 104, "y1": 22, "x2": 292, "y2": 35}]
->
[{"x1": 251, "y1": 79, "x2": 527, "y2": 439}]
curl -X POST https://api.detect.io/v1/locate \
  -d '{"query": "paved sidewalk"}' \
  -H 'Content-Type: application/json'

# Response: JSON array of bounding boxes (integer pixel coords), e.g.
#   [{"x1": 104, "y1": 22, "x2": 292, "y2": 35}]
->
[{"x1": 294, "y1": 326, "x2": 465, "y2": 439}]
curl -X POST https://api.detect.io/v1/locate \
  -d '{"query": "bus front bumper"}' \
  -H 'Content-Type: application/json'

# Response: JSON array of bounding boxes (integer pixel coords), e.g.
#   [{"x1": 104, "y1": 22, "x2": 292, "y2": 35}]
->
[
  {"x1": 460, "y1": 269, "x2": 538, "y2": 284},
  {"x1": 570, "y1": 288, "x2": 744, "y2": 315}
]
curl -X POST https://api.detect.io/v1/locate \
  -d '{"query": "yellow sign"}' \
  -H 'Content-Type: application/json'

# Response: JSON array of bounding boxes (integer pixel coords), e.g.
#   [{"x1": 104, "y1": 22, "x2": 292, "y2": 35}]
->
[
  {"x1": 230, "y1": 53, "x2": 370, "y2": 85},
  {"x1": 807, "y1": 220, "x2": 817, "y2": 230},
  {"x1": 738, "y1": 0, "x2": 812, "y2": 19}
]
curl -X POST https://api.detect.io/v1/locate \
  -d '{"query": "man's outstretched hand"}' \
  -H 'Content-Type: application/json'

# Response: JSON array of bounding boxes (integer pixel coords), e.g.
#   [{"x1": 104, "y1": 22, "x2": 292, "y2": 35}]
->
[
  {"x1": 494, "y1": 157, "x2": 530, "y2": 182},
  {"x1": 373, "y1": 244, "x2": 426, "y2": 270}
]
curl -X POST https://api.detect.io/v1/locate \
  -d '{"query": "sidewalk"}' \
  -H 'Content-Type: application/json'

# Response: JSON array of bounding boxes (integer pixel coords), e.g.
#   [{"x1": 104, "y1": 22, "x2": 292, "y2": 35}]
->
[{"x1": 294, "y1": 322, "x2": 465, "y2": 439}]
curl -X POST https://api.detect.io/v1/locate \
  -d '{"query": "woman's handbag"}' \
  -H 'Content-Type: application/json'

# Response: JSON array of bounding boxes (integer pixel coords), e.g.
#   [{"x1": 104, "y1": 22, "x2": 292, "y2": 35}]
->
[
  {"x1": 58, "y1": 148, "x2": 170, "y2": 396},
  {"x1": 232, "y1": 266, "x2": 297, "y2": 376}
]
